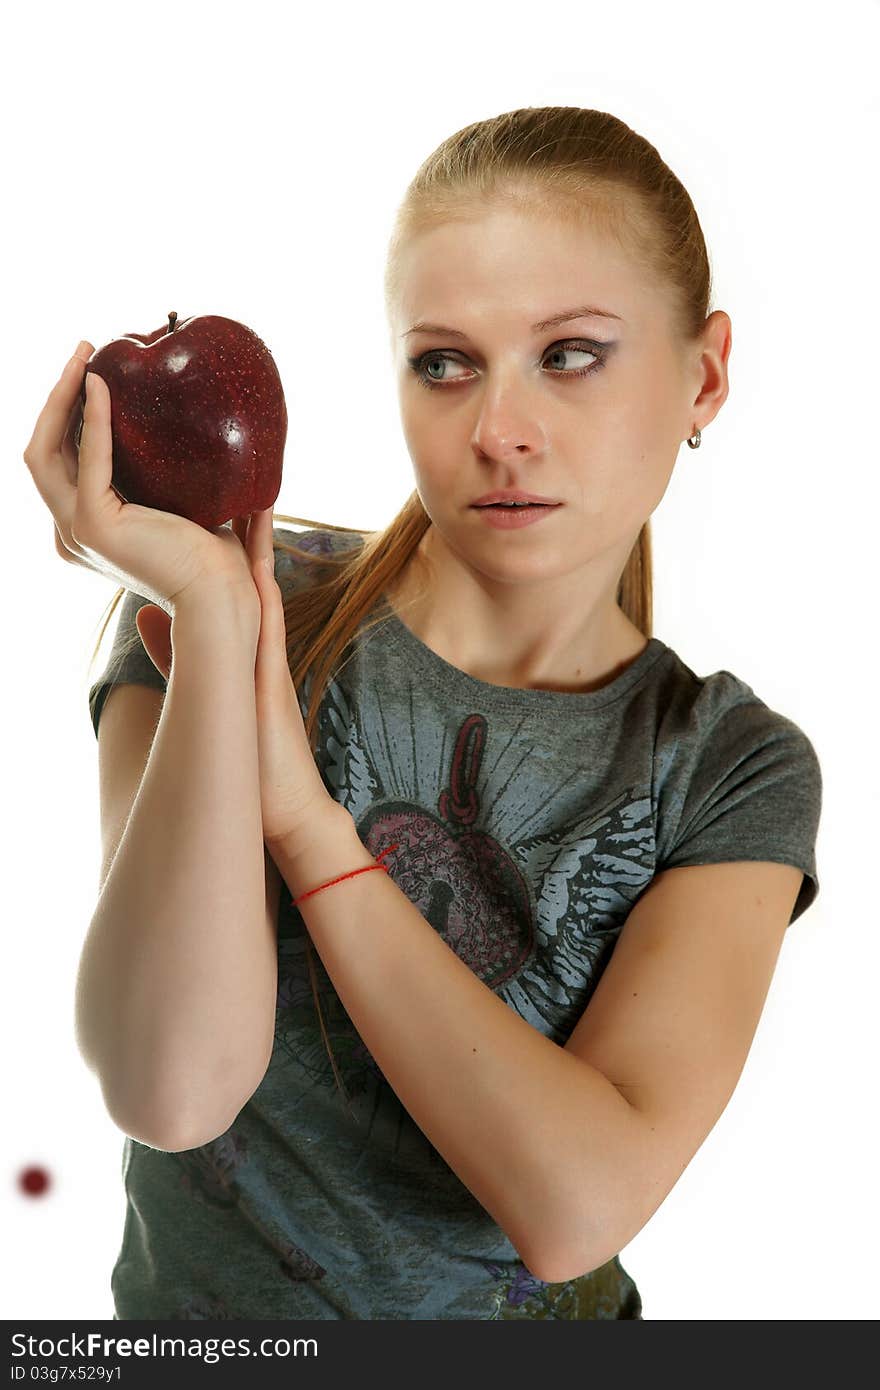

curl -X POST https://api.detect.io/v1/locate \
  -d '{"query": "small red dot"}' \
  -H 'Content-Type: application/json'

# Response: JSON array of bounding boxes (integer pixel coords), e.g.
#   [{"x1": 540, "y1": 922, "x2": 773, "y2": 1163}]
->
[{"x1": 18, "y1": 1166, "x2": 51, "y2": 1197}]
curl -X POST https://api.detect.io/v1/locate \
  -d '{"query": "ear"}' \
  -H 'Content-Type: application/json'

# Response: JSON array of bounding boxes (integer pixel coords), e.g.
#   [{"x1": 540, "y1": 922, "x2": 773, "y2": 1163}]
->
[{"x1": 135, "y1": 605, "x2": 173, "y2": 682}]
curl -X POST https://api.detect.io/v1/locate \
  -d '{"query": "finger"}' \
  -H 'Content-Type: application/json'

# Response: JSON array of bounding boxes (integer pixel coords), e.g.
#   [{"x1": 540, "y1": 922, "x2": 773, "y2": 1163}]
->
[
  {"x1": 239, "y1": 513, "x2": 254, "y2": 561},
  {"x1": 253, "y1": 528, "x2": 282, "y2": 627},
  {"x1": 24, "y1": 344, "x2": 93, "y2": 469},
  {"x1": 60, "y1": 395, "x2": 85, "y2": 487},
  {"x1": 261, "y1": 506, "x2": 275, "y2": 563},
  {"x1": 244, "y1": 508, "x2": 270, "y2": 565},
  {"x1": 26, "y1": 366, "x2": 90, "y2": 520},
  {"x1": 75, "y1": 372, "x2": 114, "y2": 514}
]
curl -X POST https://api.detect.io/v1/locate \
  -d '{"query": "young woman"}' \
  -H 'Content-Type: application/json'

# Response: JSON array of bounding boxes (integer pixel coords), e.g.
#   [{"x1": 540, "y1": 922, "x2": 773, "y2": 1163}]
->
[{"x1": 25, "y1": 106, "x2": 821, "y2": 1321}]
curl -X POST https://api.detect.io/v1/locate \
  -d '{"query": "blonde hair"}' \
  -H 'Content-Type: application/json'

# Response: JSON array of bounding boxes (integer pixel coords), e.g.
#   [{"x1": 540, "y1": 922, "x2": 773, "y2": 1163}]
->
[{"x1": 87, "y1": 106, "x2": 713, "y2": 1114}]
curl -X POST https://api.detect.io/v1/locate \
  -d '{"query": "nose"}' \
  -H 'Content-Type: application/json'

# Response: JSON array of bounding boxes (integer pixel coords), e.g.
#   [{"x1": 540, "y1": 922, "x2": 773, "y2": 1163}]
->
[{"x1": 470, "y1": 378, "x2": 547, "y2": 461}]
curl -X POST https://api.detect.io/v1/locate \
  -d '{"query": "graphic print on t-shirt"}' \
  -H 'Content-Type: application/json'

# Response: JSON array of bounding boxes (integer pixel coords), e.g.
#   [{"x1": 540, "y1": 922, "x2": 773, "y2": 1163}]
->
[{"x1": 275, "y1": 660, "x2": 655, "y2": 1108}]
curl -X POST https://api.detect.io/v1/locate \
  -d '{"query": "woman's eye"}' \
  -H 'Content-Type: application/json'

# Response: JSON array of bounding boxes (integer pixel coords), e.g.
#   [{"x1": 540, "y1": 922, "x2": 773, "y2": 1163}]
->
[{"x1": 407, "y1": 341, "x2": 609, "y2": 390}]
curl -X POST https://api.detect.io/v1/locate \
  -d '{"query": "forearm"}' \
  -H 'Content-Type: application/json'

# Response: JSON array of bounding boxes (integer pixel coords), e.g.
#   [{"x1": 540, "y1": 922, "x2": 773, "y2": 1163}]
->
[
  {"x1": 76, "y1": 594, "x2": 272, "y2": 1148},
  {"x1": 269, "y1": 808, "x2": 646, "y2": 1283}
]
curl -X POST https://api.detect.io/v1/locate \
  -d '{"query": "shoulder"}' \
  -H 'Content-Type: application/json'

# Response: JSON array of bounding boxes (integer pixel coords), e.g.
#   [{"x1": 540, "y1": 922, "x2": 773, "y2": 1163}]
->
[
  {"x1": 652, "y1": 646, "x2": 821, "y2": 783},
  {"x1": 273, "y1": 523, "x2": 368, "y2": 554},
  {"x1": 650, "y1": 646, "x2": 822, "y2": 924},
  {"x1": 271, "y1": 524, "x2": 369, "y2": 590}
]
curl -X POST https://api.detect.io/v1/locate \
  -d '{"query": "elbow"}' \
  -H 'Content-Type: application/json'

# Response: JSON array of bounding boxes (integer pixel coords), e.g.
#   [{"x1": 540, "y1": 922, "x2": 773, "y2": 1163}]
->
[
  {"x1": 523, "y1": 1226, "x2": 605, "y2": 1287},
  {"x1": 528, "y1": 1229, "x2": 628, "y2": 1287},
  {"x1": 527, "y1": 1215, "x2": 635, "y2": 1286},
  {"x1": 517, "y1": 1212, "x2": 608, "y2": 1287},
  {"x1": 525, "y1": 1097, "x2": 665, "y2": 1284},
  {"x1": 102, "y1": 1054, "x2": 270, "y2": 1154},
  {"x1": 104, "y1": 1095, "x2": 198, "y2": 1153},
  {"x1": 104, "y1": 1081, "x2": 251, "y2": 1154},
  {"x1": 108, "y1": 1102, "x2": 236, "y2": 1154},
  {"x1": 523, "y1": 1173, "x2": 649, "y2": 1286}
]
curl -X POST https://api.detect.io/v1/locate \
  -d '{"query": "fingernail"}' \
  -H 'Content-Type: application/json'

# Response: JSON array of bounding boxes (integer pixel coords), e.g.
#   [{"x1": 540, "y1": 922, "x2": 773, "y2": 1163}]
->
[{"x1": 73, "y1": 340, "x2": 91, "y2": 361}]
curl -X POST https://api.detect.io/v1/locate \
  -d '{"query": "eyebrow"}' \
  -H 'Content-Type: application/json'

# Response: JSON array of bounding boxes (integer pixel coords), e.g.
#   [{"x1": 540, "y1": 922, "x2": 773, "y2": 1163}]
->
[{"x1": 401, "y1": 304, "x2": 623, "y2": 339}]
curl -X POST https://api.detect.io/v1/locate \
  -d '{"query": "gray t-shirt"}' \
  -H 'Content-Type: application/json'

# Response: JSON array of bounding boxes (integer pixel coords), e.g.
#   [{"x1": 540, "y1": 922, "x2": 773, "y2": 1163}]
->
[{"x1": 88, "y1": 526, "x2": 822, "y2": 1320}]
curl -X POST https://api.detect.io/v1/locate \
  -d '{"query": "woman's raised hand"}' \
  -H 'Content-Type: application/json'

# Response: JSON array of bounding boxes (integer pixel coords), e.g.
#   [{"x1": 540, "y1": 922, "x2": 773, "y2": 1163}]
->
[{"x1": 23, "y1": 341, "x2": 264, "y2": 624}]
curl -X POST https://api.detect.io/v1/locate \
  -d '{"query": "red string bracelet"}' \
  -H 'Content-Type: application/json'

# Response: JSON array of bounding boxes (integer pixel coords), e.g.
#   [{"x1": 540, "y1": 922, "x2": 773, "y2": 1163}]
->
[{"x1": 292, "y1": 843, "x2": 400, "y2": 906}]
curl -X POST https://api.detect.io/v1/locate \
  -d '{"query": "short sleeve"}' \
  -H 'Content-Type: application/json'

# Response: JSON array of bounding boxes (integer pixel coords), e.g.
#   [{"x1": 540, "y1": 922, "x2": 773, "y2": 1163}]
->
[
  {"x1": 656, "y1": 695, "x2": 823, "y2": 927},
  {"x1": 88, "y1": 588, "x2": 167, "y2": 739}
]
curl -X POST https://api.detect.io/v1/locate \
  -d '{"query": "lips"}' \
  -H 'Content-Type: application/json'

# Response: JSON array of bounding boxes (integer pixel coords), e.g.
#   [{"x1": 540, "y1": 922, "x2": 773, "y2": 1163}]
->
[
  {"x1": 472, "y1": 491, "x2": 561, "y2": 506},
  {"x1": 473, "y1": 501, "x2": 561, "y2": 528}
]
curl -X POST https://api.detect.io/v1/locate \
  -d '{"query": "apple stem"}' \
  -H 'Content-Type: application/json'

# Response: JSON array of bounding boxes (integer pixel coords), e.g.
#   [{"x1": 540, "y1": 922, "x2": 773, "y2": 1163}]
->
[{"x1": 168, "y1": 311, "x2": 177, "y2": 333}]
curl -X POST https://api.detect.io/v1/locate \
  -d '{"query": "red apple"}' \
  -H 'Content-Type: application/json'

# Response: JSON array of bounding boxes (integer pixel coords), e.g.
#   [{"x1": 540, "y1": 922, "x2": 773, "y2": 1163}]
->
[{"x1": 78, "y1": 311, "x2": 287, "y2": 529}]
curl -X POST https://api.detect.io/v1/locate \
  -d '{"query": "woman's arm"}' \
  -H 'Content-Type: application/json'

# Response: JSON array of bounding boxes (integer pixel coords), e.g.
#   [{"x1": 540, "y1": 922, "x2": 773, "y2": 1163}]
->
[
  {"x1": 76, "y1": 589, "x2": 274, "y2": 1150},
  {"x1": 267, "y1": 809, "x2": 645, "y2": 1283},
  {"x1": 269, "y1": 815, "x2": 802, "y2": 1284}
]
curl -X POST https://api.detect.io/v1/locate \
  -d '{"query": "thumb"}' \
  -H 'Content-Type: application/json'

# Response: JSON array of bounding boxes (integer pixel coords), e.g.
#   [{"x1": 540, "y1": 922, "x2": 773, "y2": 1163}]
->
[{"x1": 135, "y1": 604, "x2": 173, "y2": 681}]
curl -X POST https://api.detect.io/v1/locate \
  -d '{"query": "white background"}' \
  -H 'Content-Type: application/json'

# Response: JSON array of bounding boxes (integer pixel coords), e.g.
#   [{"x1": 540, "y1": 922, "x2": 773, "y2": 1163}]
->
[{"x1": 4, "y1": 0, "x2": 877, "y2": 1322}]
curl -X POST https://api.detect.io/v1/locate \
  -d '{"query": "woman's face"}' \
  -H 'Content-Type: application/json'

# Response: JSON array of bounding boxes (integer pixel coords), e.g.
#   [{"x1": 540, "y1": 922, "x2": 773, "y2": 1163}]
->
[{"x1": 390, "y1": 206, "x2": 728, "y2": 596}]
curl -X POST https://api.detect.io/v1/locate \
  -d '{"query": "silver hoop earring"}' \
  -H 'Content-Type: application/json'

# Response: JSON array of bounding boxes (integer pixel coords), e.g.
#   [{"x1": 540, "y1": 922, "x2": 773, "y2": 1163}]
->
[{"x1": 687, "y1": 426, "x2": 702, "y2": 449}]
